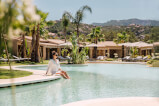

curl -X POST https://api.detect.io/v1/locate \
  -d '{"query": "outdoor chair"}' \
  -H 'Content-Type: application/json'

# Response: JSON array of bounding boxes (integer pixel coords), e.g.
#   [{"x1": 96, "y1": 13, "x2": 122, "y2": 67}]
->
[
  {"x1": 0, "y1": 57, "x2": 8, "y2": 62},
  {"x1": 65, "y1": 56, "x2": 72, "y2": 60},
  {"x1": 96, "y1": 56, "x2": 106, "y2": 60},
  {"x1": 122, "y1": 56, "x2": 134, "y2": 62},
  {"x1": 57, "y1": 56, "x2": 69, "y2": 61},
  {"x1": 86, "y1": 56, "x2": 89, "y2": 60},
  {"x1": 13, "y1": 55, "x2": 31, "y2": 61},
  {"x1": 134, "y1": 56, "x2": 143, "y2": 62},
  {"x1": 143, "y1": 56, "x2": 151, "y2": 61},
  {"x1": 0, "y1": 58, "x2": 20, "y2": 62}
]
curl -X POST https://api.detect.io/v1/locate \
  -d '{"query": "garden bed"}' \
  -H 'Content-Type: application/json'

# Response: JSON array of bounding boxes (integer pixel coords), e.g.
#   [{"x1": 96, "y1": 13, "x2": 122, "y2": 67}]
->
[{"x1": 0, "y1": 69, "x2": 33, "y2": 79}]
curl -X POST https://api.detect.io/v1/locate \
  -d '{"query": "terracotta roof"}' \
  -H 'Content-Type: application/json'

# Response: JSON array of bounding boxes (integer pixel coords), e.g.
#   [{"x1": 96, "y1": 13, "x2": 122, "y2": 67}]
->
[
  {"x1": 86, "y1": 41, "x2": 120, "y2": 47},
  {"x1": 25, "y1": 36, "x2": 49, "y2": 43},
  {"x1": 40, "y1": 42, "x2": 58, "y2": 47},
  {"x1": 154, "y1": 42, "x2": 159, "y2": 46},
  {"x1": 14, "y1": 36, "x2": 65, "y2": 44},
  {"x1": 119, "y1": 42, "x2": 153, "y2": 47},
  {"x1": 58, "y1": 42, "x2": 72, "y2": 47},
  {"x1": 86, "y1": 43, "x2": 105, "y2": 47},
  {"x1": 98, "y1": 41, "x2": 119, "y2": 47},
  {"x1": 47, "y1": 39, "x2": 65, "y2": 44}
]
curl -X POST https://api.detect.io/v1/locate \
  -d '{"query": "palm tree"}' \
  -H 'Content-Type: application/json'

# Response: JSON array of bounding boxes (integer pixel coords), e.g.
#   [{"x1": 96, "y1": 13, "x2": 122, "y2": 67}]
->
[
  {"x1": 62, "y1": 12, "x2": 70, "y2": 43},
  {"x1": 30, "y1": 9, "x2": 48, "y2": 63},
  {"x1": 114, "y1": 32, "x2": 130, "y2": 44},
  {"x1": 64, "y1": 5, "x2": 92, "y2": 43},
  {"x1": 21, "y1": 33, "x2": 26, "y2": 58},
  {"x1": 88, "y1": 27, "x2": 105, "y2": 44},
  {"x1": 94, "y1": 27, "x2": 105, "y2": 44},
  {"x1": 88, "y1": 28, "x2": 96, "y2": 43}
]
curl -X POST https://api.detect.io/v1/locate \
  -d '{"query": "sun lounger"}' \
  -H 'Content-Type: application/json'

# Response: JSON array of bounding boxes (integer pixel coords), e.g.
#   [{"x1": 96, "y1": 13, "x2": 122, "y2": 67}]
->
[
  {"x1": 0, "y1": 55, "x2": 31, "y2": 62},
  {"x1": 0, "y1": 58, "x2": 20, "y2": 62},
  {"x1": 143, "y1": 56, "x2": 151, "y2": 61},
  {"x1": 96, "y1": 56, "x2": 106, "y2": 60},
  {"x1": 134, "y1": 56, "x2": 143, "y2": 62},
  {"x1": 57, "y1": 56, "x2": 69, "y2": 61},
  {"x1": 86, "y1": 56, "x2": 89, "y2": 60},
  {"x1": 122, "y1": 56, "x2": 131, "y2": 61},
  {"x1": 0, "y1": 58, "x2": 8, "y2": 62},
  {"x1": 13, "y1": 55, "x2": 31, "y2": 61}
]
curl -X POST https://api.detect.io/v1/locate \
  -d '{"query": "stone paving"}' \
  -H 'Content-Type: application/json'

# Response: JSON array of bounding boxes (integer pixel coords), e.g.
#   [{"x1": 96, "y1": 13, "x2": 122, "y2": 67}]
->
[
  {"x1": 62, "y1": 97, "x2": 159, "y2": 106},
  {"x1": 0, "y1": 65, "x2": 61, "y2": 87}
]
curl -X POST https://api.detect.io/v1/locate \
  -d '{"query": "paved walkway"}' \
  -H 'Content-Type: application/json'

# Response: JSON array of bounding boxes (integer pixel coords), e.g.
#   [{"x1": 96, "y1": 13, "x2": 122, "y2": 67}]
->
[
  {"x1": 88, "y1": 61, "x2": 147, "y2": 64},
  {"x1": 62, "y1": 97, "x2": 159, "y2": 106},
  {"x1": 0, "y1": 65, "x2": 61, "y2": 87}
]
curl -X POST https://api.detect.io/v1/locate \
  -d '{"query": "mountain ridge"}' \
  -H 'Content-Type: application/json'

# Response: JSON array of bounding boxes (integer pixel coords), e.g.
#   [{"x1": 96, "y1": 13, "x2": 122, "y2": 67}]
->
[{"x1": 92, "y1": 18, "x2": 159, "y2": 26}]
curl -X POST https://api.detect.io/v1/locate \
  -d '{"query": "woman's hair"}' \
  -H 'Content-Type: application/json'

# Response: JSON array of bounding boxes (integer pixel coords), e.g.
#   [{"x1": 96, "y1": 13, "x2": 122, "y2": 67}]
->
[{"x1": 52, "y1": 51, "x2": 58, "y2": 56}]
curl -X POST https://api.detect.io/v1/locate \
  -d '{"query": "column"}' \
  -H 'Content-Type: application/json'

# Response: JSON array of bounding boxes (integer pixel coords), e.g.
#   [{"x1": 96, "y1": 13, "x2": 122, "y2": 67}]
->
[
  {"x1": 146, "y1": 49, "x2": 147, "y2": 56},
  {"x1": 89, "y1": 48, "x2": 93, "y2": 58},
  {"x1": 57, "y1": 48, "x2": 61, "y2": 56},
  {"x1": 140, "y1": 49, "x2": 143, "y2": 56},
  {"x1": 48, "y1": 48, "x2": 50, "y2": 59},
  {"x1": 124, "y1": 48, "x2": 126, "y2": 57},
  {"x1": 103, "y1": 49, "x2": 105, "y2": 56},
  {"x1": 43, "y1": 46, "x2": 46, "y2": 60},
  {"x1": 107, "y1": 48, "x2": 110, "y2": 58}
]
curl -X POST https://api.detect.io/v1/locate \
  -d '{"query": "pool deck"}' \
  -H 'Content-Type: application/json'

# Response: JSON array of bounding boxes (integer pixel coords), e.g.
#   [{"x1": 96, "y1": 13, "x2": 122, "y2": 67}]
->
[
  {"x1": 0, "y1": 65, "x2": 61, "y2": 87},
  {"x1": 62, "y1": 97, "x2": 159, "y2": 106},
  {"x1": 87, "y1": 61, "x2": 147, "y2": 64}
]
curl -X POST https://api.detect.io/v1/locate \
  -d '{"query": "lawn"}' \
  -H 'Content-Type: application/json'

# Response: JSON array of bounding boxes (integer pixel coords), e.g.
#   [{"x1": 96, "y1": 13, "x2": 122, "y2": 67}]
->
[
  {"x1": 147, "y1": 60, "x2": 159, "y2": 67},
  {"x1": 152, "y1": 61, "x2": 159, "y2": 67},
  {"x1": 0, "y1": 69, "x2": 33, "y2": 79}
]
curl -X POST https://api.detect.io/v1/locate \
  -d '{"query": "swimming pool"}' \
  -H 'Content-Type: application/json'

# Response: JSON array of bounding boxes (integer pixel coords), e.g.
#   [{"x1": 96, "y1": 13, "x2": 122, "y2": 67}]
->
[{"x1": 0, "y1": 64, "x2": 159, "y2": 106}]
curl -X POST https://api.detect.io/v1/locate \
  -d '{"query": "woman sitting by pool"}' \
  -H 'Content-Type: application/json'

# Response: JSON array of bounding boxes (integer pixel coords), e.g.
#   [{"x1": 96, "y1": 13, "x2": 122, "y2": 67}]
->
[{"x1": 46, "y1": 51, "x2": 70, "y2": 79}]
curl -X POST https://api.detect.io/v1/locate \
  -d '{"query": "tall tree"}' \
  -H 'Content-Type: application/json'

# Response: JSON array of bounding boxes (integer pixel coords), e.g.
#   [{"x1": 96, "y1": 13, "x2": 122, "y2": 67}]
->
[
  {"x1": 64, "y1": 5, "x2": 92, "y2": 43},
  {"x1": 21, "y1": 33, "x2": 26, "y2": 58},
  {"x1": 114, "y1": 32, "x2": 130, "y2": 44},
  {"x1": 30, "y1": 9, "x2": 48, "y2": 63},
  {"x1": 62, "y1": 12, "x2": 70, "y2": 43},
  {"x1": 88, "y1": 27, "x2": 105, "y2": 44}
]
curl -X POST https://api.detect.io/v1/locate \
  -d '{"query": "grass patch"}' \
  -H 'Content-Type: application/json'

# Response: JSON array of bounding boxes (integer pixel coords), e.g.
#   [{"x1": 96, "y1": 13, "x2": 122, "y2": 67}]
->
[
  {"x1": 152, "y1": 61, "x2": 159, "y2": 67},
  {"x1": 106, "y1": 58, "x2": 114, "y2": 61},
  {"x1": 0, "y1": 69, "x2": 33, "y2": 79}
]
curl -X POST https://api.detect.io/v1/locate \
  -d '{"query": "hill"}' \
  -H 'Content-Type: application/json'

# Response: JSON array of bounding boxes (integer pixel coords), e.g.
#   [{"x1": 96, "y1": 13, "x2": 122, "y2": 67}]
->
[{"x1": 92, "y1": 19, "x2": 159, "y2": 26}]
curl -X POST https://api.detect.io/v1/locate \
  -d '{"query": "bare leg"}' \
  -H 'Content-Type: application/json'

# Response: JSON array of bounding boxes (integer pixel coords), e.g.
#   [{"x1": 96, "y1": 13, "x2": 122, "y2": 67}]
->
[
  {"x1": 60, "y1": 73, "x2": 68, "y2": 79},
  {"x1": 63, "y1": 72, "x2": 70, "y2": 79},
  {"x1": 61, "y1": 71, "x2": 70, "y2": 79}
]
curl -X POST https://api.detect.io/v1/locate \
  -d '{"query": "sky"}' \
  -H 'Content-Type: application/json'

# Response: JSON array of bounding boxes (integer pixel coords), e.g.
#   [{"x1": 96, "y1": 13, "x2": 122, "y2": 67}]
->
[{"x1": 34, "y1": 0, "x2": 159, "y2": 24}]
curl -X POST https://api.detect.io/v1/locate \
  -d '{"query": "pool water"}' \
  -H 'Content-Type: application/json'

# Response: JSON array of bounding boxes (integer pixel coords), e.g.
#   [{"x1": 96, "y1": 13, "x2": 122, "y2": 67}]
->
[{"x1": 0, "y1": 64, "x2": 159, "y2": 106}]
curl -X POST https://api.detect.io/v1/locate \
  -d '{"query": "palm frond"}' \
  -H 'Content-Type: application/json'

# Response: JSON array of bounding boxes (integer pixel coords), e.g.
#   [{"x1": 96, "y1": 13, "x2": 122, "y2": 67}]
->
[{"x1": 81, "y1": 5, "x2": 92, "y2": 13}]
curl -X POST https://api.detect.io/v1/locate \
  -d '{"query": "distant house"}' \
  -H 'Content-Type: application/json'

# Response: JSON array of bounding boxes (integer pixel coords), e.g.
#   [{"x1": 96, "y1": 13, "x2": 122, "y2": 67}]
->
[
  {"x1": 87, "y1": 41, "x2": 154, "y2": 58},
  {"x1": 48, "y1": 32, "x2": 58, "y2": 38},
  {"x1": 119, "y1": 42, "x2": 154, "y2": 57},
  {"x1": 12, "y1": 36, "x2": 155, "y2": 60}
]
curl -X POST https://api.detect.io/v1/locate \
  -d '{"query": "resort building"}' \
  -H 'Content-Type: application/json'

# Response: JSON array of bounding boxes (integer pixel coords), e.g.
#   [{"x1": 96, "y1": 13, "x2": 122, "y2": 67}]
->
[{"x1": 12, "y1": 36, "x2": 155, "y2": 60}]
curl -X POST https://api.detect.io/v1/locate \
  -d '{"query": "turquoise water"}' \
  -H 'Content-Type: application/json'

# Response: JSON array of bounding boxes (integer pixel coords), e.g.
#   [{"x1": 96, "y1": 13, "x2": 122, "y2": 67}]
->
[{"x1": 0, "y1": 64, "x2": 159, "y2": 106}]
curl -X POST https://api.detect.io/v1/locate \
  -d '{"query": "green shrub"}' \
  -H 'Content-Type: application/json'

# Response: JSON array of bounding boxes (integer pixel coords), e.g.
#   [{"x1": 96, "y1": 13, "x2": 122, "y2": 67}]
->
[
  {"x1": 152, "y1": 61, "x2": 159, "y2": 67},
  {"x1": 147, "y1": 60, "x2": 153, "y2": 64},
  {"x1": 147, "y1": 55, "x2": 151, "y2": 59}
]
